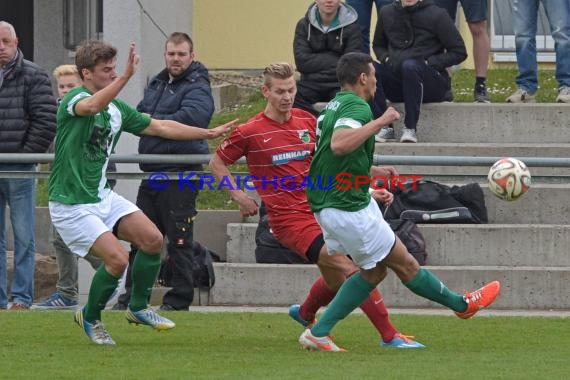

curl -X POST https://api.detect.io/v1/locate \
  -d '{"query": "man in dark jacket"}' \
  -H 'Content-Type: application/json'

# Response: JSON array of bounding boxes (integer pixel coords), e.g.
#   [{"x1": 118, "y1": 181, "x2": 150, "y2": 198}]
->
[
  {"x1": 372, "y1": 0, "x2": 467, "y2": 143},
  {"x1": 293, "y1": 0, "x2": 362, "y2": 114},
  {"x1": 114, "y1": 32, "x2": 214, "y2": 311},
  {"x1": 0, "y1": 21, "x2": 56, "y2": 310}
]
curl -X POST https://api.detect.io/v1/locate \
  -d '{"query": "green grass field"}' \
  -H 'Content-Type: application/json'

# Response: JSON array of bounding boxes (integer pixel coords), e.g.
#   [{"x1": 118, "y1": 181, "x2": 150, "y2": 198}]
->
[{"x1": 2, "y1": 311, "x2": 569, "y2": 379}]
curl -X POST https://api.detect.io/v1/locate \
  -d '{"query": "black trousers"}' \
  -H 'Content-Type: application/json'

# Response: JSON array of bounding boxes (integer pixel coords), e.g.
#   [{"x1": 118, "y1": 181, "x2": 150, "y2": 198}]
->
[
  {"x1": 117, "y1": 180, "x2": 198, "y2": 310},
  {"x1": 293, "y1": 80, "x2": 339, "y2": 116},
  {"x1": 371, "y1": 59, "x2": 451, "y2": 130}
]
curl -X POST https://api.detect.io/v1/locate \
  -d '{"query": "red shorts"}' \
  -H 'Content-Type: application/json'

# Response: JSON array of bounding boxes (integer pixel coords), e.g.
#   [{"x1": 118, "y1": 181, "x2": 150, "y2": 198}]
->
[{"x1": 269, "y1": 210, "x2": 323, "y2": 261}]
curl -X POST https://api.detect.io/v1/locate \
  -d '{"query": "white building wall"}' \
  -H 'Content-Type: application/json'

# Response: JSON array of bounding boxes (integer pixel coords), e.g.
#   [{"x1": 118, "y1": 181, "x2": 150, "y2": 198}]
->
[{"x1": 104, "y1": 0, "x2": 193, "y2": 202}]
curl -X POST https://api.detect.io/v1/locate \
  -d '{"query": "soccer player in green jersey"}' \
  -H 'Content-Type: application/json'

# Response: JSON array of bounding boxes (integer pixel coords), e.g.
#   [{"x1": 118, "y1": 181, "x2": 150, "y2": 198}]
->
[
  {"x1": 48, "y1": 40, "x2": 235, "y2": 345},
  {"x1": 299, "y1": 52, "x2": 501, "y2": 352}
]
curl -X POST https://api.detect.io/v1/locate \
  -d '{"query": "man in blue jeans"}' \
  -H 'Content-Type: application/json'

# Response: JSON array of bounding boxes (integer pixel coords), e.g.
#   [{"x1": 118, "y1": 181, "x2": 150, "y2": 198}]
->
[
  {"x1": 0, "y1": 21, "x2": 56, "y2": 310},
  {"x1": 506, "y1": 0, "x2": 570, "y2": 103},
  {"x1": 372, "y1": 0, "x2": 466, "y2": 143},
  {"x1": 347, "y1": 0, "x2": 393, "y2": 54}
]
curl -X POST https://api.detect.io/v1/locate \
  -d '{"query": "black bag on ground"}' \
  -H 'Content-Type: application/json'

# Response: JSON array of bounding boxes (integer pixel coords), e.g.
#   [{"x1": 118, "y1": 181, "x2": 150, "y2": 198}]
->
[
  {"x1": 384, "y1": 181, "x2": 488, "y2": 223},
  {"x1": 387, "y1": 219, "x2": 427, "y2": 265},
  {"x1": 158, "y1": 241, "x2": 220, "y2": 290},
  {"x1": 255, "y1": 202, "x2": 308, "y2": 264}
]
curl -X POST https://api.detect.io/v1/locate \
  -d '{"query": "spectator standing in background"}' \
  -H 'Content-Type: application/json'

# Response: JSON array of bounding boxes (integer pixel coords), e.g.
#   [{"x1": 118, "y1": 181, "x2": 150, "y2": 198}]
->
[
  {"x1": 113, "y1": 32, "x2": 215, "y2": 312},
  {"x1": 0, "y1": 20, "x2": 56, "y2": 310},
  {"x1": 347, "y1": 0, "x2": 393, "y2": 54},
  {"x1": 506, "y1": 0, "x2": 570, "y2": 103},
  {"x1": 434, "y1": 0, "x2": 492, "y2": 103}
]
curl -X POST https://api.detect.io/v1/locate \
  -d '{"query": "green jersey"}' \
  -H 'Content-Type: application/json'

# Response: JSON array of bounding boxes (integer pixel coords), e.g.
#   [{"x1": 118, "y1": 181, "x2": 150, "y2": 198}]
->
[
  {"x1": 48, "y1": 86, "x2": 151, "y2": 204},
  {"x1": 307, "y1": 91, "x2": 374, "y2": 212}
]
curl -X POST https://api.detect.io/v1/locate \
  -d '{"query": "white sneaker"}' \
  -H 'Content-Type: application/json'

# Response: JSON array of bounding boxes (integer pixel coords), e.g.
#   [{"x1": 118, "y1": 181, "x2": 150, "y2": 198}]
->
[
  {"x1": 299, "y1": 329, "x2": 346, "y2": 352},
  {"x1": 375, "y1": 126, "x2": 396, "y2": 142},
  {"x1": 556, "y1": 86, "x2": 570, "y2": 103},
  {"x1": 400, "y1": 128, "x2": 418, "y2": 143},
  {"x1": 506, "y1": 88, "x2": 536, "y2": 103}
]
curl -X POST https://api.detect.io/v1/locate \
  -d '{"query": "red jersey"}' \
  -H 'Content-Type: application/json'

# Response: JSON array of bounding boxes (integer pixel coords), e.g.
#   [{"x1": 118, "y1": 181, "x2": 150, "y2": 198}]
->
[{"x1": 216, "y1": 108, "x2": 316, "y2": 218}]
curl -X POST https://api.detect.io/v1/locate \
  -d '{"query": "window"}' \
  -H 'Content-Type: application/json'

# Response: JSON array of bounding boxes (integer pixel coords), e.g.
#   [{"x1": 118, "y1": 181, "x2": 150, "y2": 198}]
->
[
  {"x1": 490, "y1": 0, "x2": 555, "y2": 62},
  {"x1": 63, "y1": 0, "x2": 103, "y2": 51}
]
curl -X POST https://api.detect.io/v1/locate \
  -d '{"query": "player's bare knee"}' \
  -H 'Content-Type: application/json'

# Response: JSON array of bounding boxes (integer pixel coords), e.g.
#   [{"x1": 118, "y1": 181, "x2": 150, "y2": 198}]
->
[
  {"x1": 322, "y1": 273, "x2": 345, "y2": 291},
  {"x1": 104, "y1": 251, "x2": 128, "y2": 276},
  {"x1": 361, "y1": 265, "x2": 386, "y2": 285},
  {"x1": 139, "y1": 231, "x2": 163, "y2": 253},
  {"x1": 395, "y1": 254, "x2": 420, "y2": 282}
]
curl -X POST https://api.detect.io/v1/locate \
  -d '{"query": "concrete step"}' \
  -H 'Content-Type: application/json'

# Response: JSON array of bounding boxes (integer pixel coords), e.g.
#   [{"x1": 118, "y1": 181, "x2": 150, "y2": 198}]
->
[
  {"x1": 375, "y1": 142, "x2": 570, "y2": 157},
  {"x1": 385, "y1": 103, "x2": 570, "y2": 143},
  {"x1": 226, "y1": 223, "x2": 570, "y2": 266},
  {"x1": 385, "y1": 165, "x2": 568, "y2": 180},
  {"x1": 477, "y1": 184, "x2": 568, "y2": 224},
  {"x1": 420, "y1": 224, "x2": 570, "y2": 266},
  {"x1": 374, "y1": 142, "x2": 570, "y2": 180},
  {"x1": 209, "y1": 263, "x2": 570, "y2": 310}
]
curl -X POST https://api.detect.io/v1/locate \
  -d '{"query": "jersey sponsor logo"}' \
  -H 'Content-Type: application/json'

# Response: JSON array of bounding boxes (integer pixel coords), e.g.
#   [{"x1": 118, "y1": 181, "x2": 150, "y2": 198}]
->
[
  {"x1": 298, "y1": 130, "x2": 310, "y2": 143},
  {"x1": 263, "y1": 137, "x2": 272, "y2": 143},
  {"x1": 271, "y1": 150, "x2": 311, "y2": 165}
]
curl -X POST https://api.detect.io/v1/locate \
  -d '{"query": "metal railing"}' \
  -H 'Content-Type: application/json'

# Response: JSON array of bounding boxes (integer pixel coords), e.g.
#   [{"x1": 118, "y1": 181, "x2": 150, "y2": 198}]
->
[{"x1": 0, "y1": 153, "x2": 568, "y2": 181}]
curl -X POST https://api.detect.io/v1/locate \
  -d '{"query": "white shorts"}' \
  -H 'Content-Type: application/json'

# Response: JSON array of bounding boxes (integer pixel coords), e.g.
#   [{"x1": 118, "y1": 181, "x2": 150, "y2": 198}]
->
[
  {"x1": 314, "y1": 200, "x2": 396, "y2": 270},
  {"x1": 49, "y1": 190, "x2": 140, "y2": 257}
]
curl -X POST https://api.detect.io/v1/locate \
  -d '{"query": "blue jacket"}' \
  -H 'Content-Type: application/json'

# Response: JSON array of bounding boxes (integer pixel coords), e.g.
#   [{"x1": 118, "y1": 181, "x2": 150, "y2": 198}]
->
[{"x1": 137, "y1": 61, "x2": 214, "y2": 172}]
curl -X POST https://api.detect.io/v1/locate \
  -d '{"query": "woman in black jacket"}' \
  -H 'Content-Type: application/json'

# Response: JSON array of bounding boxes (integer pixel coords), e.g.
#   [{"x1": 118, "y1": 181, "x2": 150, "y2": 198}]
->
[{"x1": 293, "y1": 0, "x2": 362, "y2": 115}]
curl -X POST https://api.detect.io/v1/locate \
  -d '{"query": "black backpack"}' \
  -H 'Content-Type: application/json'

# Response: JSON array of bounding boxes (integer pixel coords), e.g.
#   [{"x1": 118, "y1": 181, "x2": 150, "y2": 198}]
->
[
  {"x1": 254, "y1": 203, "x2": 308, "y2": 264},
  {"x1": 387, "y1": 219, "x2": 427, "y2": 265},
  {"x1": 158, "y1": 241, "x2": 220, "y2": 290},
  {"x1": 384, "y1": 181, "x2": 488, "y2": 224}
]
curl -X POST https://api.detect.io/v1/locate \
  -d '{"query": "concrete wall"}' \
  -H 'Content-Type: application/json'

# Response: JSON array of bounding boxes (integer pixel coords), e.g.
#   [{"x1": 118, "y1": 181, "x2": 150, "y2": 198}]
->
[
  {"x1": 33, "y1": 0, "x2": 73, "y2": 90},
  {"x1": 103, "y1": 0, "x2": 194, "y2": 202},
  {"x1": 192, "y1": 0, "x2": 308, "y2": 69}
]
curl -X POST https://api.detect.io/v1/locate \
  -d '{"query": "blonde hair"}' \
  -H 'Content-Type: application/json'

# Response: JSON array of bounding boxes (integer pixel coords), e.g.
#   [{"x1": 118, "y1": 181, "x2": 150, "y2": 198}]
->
[
  {"x1": 53, "y1": 64, "x2": 79, "y2": 78},
  {"x1": 262, "y1": 62, "x2": 295, "y2": 87},
  {"x1": 0, "y1": 21, "x2": 17, "y2": 39}
]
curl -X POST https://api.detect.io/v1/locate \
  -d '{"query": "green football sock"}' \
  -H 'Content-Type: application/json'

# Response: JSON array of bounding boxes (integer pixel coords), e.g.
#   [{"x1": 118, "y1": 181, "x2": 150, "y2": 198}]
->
[
  {"x1": 404, "y1": 268, "x2": 467, "y2": 312},
  {"x1": 129, "y1": 249, "x2": 161, "y2": 312},
  {"x1": 84, "y1": 265, "x2": 120, "y2": 322},
  {"x1": 311, "y1": 273, "x2": 375, "y2": 337}
]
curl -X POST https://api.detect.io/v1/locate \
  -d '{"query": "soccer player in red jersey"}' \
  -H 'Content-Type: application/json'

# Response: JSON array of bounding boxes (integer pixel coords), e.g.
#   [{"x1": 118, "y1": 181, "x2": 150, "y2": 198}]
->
[{"x1": 209, "y1": 62, "x2": 423, "y2": 348}]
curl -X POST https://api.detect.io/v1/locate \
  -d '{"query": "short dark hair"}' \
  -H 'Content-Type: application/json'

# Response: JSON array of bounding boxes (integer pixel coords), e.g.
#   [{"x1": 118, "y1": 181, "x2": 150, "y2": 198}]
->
[
  {"x1": 337, "y1": 52, "x2": 373, "y2": 86},
  {"x1": 166, "y1": 32, "x2": 193, "y2": 52},
  {"x1": 75, "y1": 40, "x2": 117, "y2": 80}
]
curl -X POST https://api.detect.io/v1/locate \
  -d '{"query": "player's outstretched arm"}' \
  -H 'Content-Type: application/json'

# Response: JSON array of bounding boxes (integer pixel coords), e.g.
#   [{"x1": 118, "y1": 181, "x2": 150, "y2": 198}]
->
[
  {"x1": 143, "y1": 118, "x2": 237, "y2": 140},
  {"x1": 75, "y1": 42, "x2": 140, "y2": 116},
  {"x1": 209, "y1": 153, "x2": 259, "y2": 217}
]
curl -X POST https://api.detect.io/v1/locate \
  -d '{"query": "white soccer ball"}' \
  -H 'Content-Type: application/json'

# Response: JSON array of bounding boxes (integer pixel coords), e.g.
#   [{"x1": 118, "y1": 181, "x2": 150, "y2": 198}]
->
[{"x1": 487, "y1": 157, "x2": 531, "y2": 201}]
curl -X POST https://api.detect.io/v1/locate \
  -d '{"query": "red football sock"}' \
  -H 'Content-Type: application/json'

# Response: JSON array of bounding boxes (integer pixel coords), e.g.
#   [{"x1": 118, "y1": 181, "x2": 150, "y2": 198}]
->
[
  {"x1": 299, "y1": 276, "x2": 336, "y2": 323},
  {"x1": 360, "y1": 288, "x2": 398, "y2": 342}
]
